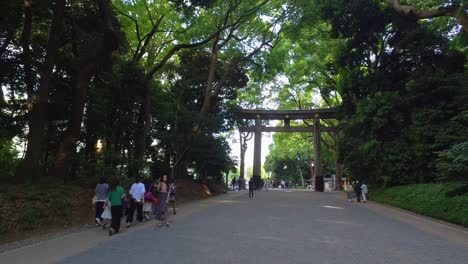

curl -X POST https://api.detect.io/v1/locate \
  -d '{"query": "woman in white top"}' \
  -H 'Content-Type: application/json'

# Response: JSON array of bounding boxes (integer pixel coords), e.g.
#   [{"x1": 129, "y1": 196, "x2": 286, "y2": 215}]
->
[{"x1": 361, "y1": 183, "x2": 368, "y2": 203}]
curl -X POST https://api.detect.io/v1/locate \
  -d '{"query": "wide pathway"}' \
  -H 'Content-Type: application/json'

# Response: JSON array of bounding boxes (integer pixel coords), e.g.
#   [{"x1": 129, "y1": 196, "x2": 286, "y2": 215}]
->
[{"x1": 1, "y1": 190, "x2": 468, "y2": 264}]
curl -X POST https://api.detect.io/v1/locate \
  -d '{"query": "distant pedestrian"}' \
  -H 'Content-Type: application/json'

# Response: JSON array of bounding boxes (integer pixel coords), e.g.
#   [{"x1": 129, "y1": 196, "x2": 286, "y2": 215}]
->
[
  {"x1": 231, "y1": 177, "x2": 237, "y2": 191},
  {"x1": 264, "y1": 179, "x2": 269, "y2": 191},
  {"x1": 361, "y1": 182, "x2": 368, "y2": 203},
  {"x1": 155, "y1": 174, "x2": 170, "y2": 227},
  {"x1": 281, "y1": 180, "x2": 285, "y2": 189},
  {"x1": 354, "y1": 181, "x2": 362, "y2": 202},
  {"x1": 238, "y1": 178, "x2": 243, "y2": 191},
  {"x1": 346, "y1": 183, "x2": 354, "y2": 202},
  {"x1": 248, "y1": 178, "x2": 255, "y2": 198},
  {"x1": 94, "y1": 177, "x2": 109, "y2": 226},
  {"x1": 126, "y1": 176, "x2": 145, "y2": 227},
  {"x1": 107, "y1": 178, "x2": 124, "y2": 236}
]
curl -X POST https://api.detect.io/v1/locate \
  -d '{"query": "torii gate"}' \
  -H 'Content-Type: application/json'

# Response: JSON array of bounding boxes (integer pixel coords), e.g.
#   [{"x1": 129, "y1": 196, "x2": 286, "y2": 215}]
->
[{"x1": 233, "y1": 108, "x2": 338, "y2": 192}]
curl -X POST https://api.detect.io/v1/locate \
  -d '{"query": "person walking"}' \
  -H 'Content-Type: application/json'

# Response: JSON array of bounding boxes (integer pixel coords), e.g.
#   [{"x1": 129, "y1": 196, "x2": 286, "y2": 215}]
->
[
  {"x1": 168, "y1": 182, "x2": 177, "y2": 215},
  {"x1": 346, "y1": 182, "x2": 354, "y2": 202},
  {"x1": 94, "y1": 177, "x2": 109, "y2": 226},
  {"x1": 264, "y1": 179, "x2": 269, "y2": 192},
  {"x1": 231, "y1": 177, "x2": 237, "y2": 191},
  {"x1": 248, "y1": 178, "x2": 255, "y2": 198},
  {"x1": 354, "y1": 181, "x2": 362, "y2": 202},
  {"x1": 237, "y1": 178, "x2": 243, "y2": 191},
  {"x1": 126, "y1": 176, "x2": 145, "y2": 227},
  {"x1": 361, "y1": 182, "x2": 368, "y2": 203},
  {"x1": 143, "y1": 183, "x2": 155, "y2": 221},
  {"x1": 107, "y1": 178, "x2": 124, "y2": 236},
  {"x1": 155, "y1": 174, "x2": 170, "y2": 227}
]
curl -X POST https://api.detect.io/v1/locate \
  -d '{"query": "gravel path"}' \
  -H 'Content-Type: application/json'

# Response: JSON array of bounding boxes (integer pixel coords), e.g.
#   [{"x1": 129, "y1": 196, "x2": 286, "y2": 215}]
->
[{"x1": 2, "y1": 190, "x2": 468, "y2": 264}]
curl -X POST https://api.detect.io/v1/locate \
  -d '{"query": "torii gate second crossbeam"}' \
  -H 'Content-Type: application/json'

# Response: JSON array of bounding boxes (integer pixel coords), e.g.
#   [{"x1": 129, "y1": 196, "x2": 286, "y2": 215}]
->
[{"x1": 233, "y1": 108, "x2": 339, "y2": 192}]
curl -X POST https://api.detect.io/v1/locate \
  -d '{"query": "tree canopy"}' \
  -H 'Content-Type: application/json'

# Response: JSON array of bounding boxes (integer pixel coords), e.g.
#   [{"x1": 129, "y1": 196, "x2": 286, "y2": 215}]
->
[{"x1": 0, "y1": 0, "x2": 466, "y2": 186}]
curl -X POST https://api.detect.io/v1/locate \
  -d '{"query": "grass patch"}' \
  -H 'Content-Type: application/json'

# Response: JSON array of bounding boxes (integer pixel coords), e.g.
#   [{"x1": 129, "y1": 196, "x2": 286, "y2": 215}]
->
[
  {"x1": 371, "y1": 182, "x2": 468, "y2": 227},
  {"x1": 17, "y1": 208, "x2": 41, "y2": 230},
  {"x1": 0, "y1": 183, "x2": 93, "y2": 234}
]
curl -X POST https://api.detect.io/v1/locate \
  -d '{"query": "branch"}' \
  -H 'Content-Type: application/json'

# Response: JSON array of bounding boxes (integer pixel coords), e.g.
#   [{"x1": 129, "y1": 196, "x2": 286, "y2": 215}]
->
[
  {"x1": 142, "y1": 0, "x2": 155, "y2": 27},
  {"x1": 134, "y1": 14, "x2": 167, "y2": 61},
  {"x1": 381, "y1": 0, "x2": 467, "y2": 31},
  {"x1": 111, "y1": 3, "x2": 142, "y2": 55}
]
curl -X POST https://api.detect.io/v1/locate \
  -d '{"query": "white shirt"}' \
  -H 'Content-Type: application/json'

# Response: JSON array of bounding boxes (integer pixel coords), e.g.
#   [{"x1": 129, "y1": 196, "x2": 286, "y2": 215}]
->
[
  {"x1": 361, "y1": 184, "x2": 368, "y2": 194},
  {"x1": 129, "y1": 182, "x2": 146, "y2": 201}
]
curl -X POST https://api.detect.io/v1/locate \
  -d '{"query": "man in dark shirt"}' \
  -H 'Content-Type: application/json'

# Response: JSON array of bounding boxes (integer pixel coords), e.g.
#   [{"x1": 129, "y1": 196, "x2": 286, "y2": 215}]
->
[
  {"x1": 248, "y1": 178, "x2": 255, "y2": 198},
  {"x1": 354, "y1": 181, "x2": 362, "y2": 202},
  {"x1": 231, "y1": 177, "x2": 237, "y2": 191}
]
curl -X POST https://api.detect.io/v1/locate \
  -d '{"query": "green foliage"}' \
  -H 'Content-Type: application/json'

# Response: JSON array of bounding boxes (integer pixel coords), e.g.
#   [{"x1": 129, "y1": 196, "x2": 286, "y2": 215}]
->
[
  {"x1": 314, "y1": 0, "x2": 468, "y2": 185},
  {"x1": 436, "y1": 141, "x2": 468, "y2": 181},
  {"x1": 1, "y1": 0, "x2": 466, "y2": 189},
  {"x1": 372, "y1": 182, "x2": 468, "y2": 227},
  {"x1": 0, "y1": 139, "x2": 20, "y2": 179},
  {"x1": 17, "y1": 208, "x2": 41, "y2": 231}
]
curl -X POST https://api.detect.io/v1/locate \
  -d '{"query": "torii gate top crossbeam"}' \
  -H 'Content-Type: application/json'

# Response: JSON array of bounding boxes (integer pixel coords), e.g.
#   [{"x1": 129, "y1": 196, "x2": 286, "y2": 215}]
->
[{"x1": 233, "y1": 108, "x2": 338, "y2": 120}]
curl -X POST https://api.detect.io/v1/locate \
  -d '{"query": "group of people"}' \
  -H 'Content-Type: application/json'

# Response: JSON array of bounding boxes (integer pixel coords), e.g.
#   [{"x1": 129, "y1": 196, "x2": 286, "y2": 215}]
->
[
  {"x1": 346, "y1": 181, "x2": 368, "y2": 203},
  {"x1": 94, "y1": 174, "x2": 176, "y2": 236},
  {"x1": 230, "y1": 177, "x2": 246, "y2": 191},
  {"x1": 279, "y1": 179, "x2": 297, "y2": 189},
  {"x1": 230, "y1": 177, "x2": 257, "y2": 198}
]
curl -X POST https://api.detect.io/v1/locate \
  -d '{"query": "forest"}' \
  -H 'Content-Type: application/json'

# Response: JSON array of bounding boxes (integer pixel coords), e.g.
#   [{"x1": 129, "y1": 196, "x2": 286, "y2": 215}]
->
[{"x1": 0, "y1": 0, "x2": 467, "y2": 187}]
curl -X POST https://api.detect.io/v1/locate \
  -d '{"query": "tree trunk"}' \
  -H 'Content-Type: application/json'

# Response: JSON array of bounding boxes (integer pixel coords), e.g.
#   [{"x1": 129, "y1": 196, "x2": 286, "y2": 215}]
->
[
  {"x1": 298, "y1": 164, "x2": 305, "y2": 187},
  {"x1": 50, "y1": 63, "x2": 95, "y2": 179},
  {"x1": 49, "y1": 0, "x2": 119, "y2": 179},
  {"x1": 163, "y1": 144, "x2": 171, "y2": 174},
  {"x1": 335, "y1": 161, "x2": 344, "y2": 191},
  {"x1": 0, "y1": 29, "x2": 15, "y2": 108},
  {"x1": 174, "y1": 155, "x2": 190, "y2": 179},
  {"x1": 132, "y1": 96, "x2": 150, "y2": 177},
  {"x1": 22, "y1": 0, "x2": 34, "y2": 102},
  {"x1": 199, "y1": 39, "x2": 219, "y2": 117},
  {"x1": 239, "y1": 130, "x2": 245, "y2": 181},
  {"x1": 15, "y1": 0, "x2": 66, "y2": 180},
  {"x1": 334, "y1": 133, "x2": 343, "y2": 191}
]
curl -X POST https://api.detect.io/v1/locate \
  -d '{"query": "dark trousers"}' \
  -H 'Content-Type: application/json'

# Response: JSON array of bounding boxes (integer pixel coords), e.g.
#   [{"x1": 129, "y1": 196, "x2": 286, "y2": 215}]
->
[
  {"x1": 356, "y1": 192, "x2": 361, "y2": 202},
  {"x1": 95, "y1": 201, "x2": 105, "y2": 221},
  {"x1": 111, "y1": 205, "x2": 122, "y2": 232},
  {"x1": 249, "y1": 189, "x2": 254, "y2": 198},
  {"x1": 126, "y1": 199, "x2": 143, "y2": 223}
]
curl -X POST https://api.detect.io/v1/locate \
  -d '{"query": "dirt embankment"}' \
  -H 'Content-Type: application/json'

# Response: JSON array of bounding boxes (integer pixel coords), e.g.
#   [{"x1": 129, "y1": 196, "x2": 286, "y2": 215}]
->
[{"x1": 0, "y1": 180, "x2": 227, "y2": 245}]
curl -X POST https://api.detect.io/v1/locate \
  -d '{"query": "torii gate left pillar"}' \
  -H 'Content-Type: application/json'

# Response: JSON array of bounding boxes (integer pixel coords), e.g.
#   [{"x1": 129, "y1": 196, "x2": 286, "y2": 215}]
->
[{"x1": 253, "y1": 115, "x2": 262, "y2": 179}]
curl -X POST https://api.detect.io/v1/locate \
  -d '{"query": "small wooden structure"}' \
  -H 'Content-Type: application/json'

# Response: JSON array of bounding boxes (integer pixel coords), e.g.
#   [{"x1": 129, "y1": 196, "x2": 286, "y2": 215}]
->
[{"x1": 233, "y1": 108, "x2": 338, "y2": 192}]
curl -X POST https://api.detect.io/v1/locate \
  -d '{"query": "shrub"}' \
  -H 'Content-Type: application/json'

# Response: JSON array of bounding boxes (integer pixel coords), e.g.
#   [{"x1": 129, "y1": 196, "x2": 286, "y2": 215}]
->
[{"x1": 17, "y1": 208, "x2": 41, "y2": 230}]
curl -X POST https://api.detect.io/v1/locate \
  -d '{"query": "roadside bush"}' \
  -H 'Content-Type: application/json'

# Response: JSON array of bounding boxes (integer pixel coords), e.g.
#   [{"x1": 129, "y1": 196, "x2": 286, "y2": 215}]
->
[
  {"x1": 17, "y1": 208, "x2": 41, "y2": 230},
  {"x1": 436, "y1": 141, "x2": 468, "y2": 181},
  {"x1": 372, "y1": 182, "x2": 468, "y2": 227}
]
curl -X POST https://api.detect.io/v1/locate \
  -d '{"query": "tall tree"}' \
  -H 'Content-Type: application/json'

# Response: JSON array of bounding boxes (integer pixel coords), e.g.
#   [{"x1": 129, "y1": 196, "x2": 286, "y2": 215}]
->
[
  {"x1": 49, "y1": 0, "x2": 121, "y2": 179},
  {"x1": 15, "y1": 0, "x2": 66, "y2": 180}
]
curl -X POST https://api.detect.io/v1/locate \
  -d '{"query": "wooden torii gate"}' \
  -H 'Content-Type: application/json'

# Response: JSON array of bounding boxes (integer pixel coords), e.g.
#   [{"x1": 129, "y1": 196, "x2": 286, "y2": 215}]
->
[{"x1": 233, "y1": 108, "x2": 338, "y2": 192}]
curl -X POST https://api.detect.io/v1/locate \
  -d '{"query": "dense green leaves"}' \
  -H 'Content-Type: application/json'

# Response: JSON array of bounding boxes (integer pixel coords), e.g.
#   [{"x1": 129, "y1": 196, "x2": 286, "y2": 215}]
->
[{"x1": 0, "y1": 0, "x2": 466, "y2": 186}]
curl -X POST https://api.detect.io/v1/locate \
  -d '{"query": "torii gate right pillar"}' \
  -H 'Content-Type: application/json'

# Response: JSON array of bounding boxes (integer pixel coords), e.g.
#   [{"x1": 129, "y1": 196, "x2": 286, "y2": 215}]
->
[{"x1": 313, "y1": 116, "x2": 324, "y2": 192}]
